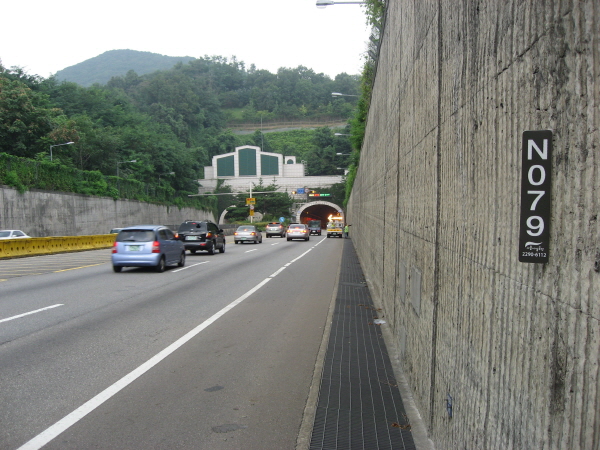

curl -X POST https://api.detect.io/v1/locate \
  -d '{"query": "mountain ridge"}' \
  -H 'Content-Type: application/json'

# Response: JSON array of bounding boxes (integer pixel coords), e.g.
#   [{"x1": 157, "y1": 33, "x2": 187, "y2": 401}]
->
[{"x1": 54, "y1": 49, "x2": 196, "y2": 86}]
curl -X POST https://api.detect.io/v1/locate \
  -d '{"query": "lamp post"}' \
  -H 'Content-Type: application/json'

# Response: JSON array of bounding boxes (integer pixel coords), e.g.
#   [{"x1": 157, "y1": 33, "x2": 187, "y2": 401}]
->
[
  {"x1": 158, "y1": 171, "x2": 175, "y2": 184},
  {"x1": 49, "y1": 141, "x2": 74, "y2": 161},
  {"x1": 117, "y1": 159, "x2": 137, "y2": 178},
  {"x1": 332, "y1": 92, "x2": 359, "y2": 97},
  {"x1": 117, "y1": 159, "x2": 137, "y2": 192},
  {"x1": 316, "y1": 0, "x2": 365, "y2": 7}
]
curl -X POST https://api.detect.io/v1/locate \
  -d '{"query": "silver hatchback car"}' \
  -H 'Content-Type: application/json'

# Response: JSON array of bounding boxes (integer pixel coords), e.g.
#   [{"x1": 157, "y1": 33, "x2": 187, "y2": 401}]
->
[
  {"x1": 111, "y1": 225, "x2": 185, "y2": 272},
  {"x1": 234, "y1": 225, "x2": 263, "y2": 244}
]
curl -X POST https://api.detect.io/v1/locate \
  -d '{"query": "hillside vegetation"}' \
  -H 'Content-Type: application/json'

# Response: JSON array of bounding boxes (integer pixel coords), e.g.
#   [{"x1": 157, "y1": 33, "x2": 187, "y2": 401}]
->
[
  {"x1": 0, "y1": 0, "x2": 385, "y2": 213},
  {"x1": 54, "y1": 50, "x2": 196, "y2": 87},
  {"x1": 0, "y1": 54, "x2": 357, "y2": 213}
]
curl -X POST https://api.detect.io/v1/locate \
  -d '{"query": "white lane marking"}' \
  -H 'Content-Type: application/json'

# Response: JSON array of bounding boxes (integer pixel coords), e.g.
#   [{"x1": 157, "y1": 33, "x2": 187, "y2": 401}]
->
[
  {"x1": 17, "y1": 242, "x2": 320, "y2": 450},
  {"x1": 270, "y1": 267, "x2": 287, "y2": 277},
  {"x1": 0, "y1": 304, "x2": 64, "y2": 324},
  {"x1": 17, "y1": 277, "x2": 272, "y2": 450},
  {"x1": 245, "y1": 249, "x2": 258, "y2": 253},
  {"x1": 290, "y1": 248, "x2": 313, "y2": 263},
  {"x1": 172, "y1": 261, "x2": 208, "y2": 272}
]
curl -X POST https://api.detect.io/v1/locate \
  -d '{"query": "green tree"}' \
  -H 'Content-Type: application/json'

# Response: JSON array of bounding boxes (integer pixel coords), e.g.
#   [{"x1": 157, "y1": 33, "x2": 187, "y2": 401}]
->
[
  {"x1": 252, "y1": 179, "x2": 293, "y2": 221},
  {"x1": 0, "y1": 75, "x2": 57, "y2": 157}
]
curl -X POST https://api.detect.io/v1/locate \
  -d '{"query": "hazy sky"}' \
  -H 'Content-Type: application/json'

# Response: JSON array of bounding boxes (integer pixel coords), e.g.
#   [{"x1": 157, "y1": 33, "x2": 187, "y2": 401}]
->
[{"x1": 1, "y1": 0, "x2": 371, "y2": 79}]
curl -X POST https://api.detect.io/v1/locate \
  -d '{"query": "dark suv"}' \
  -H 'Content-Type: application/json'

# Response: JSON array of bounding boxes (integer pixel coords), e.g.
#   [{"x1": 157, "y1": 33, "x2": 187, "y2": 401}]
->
[
  {"x1": 265, "y1": 222, "x2": 286, "y2": 238},
  {"x1": 176, "y1": 220, "x2": 225, "y2": 255}
]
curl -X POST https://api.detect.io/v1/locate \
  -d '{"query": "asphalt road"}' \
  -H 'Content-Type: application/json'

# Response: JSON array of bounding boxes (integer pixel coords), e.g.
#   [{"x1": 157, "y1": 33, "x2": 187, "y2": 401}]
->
[{"x1": 0, "y1": 235, "x2": 343, "y2": 449}]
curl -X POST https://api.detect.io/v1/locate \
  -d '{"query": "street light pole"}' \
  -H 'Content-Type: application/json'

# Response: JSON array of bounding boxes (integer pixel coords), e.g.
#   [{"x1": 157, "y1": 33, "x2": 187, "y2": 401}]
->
[
  {"x1": 49, "y1": 141, "x2": 74, "y2": 161},
  {"x1": 316, "y1": 0, "x2": 365, "y2": 7},
  {"x1": 117, "y1": 159, "x2": 137, "y2": 192},
  {"x1": 249, "y1": 183, "x2": 253, "y2": 224},
  {"x1": 116, "y1": 159, "x2": 137, "y2": 178},
  {"x1": 331, "y1": 92, "x2": 359, "y2": 98},
  {"x1": 158, "y1": 172, "x2": 175, "y2": 184}
]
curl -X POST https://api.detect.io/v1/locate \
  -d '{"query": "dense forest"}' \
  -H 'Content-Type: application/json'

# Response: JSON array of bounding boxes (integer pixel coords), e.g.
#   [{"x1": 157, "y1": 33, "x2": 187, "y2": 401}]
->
[
  {"x1": 0, "y1": 0, "x2": 384, "y2": 217},
  {"x1": 0, "y1": 56, "x2": 358, "y2": 197}
]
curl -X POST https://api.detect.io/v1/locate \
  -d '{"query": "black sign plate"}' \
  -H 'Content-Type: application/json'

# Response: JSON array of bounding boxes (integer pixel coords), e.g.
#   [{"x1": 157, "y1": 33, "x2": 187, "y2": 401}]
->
[{"x1": 519, "y1": 130, "x2": 552, "y2": 263}]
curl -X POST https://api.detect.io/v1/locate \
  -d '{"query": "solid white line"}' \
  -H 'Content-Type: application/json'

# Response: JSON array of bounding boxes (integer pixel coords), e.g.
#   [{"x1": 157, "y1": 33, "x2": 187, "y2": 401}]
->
[
  {"x1": 0, "y1": 304, "x2": 64, "y2": 324},
  {"x1": 171, "y1": 261, "x2": 208, "y2": 272},
  {"x1": 17, "y1": 242, "x2": 322, "y2": 449},
  {"x1": 16, "y1": 277, "x2": 272, "y2": 450}
]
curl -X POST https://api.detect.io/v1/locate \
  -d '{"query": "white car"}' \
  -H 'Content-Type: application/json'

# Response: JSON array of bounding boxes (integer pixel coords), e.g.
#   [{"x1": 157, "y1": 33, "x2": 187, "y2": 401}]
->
[
  {"x1": 286, "y1": 224, "x2": 310, "y2": 241},
  {"x1": 0, "y1": 230, "x2": 30, "y2": 239}
]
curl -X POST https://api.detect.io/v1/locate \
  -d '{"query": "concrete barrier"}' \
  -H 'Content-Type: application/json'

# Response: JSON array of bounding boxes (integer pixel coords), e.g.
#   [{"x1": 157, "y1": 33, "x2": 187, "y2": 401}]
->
[{"x1": 0, "y1": 235, "x2": 116, "y2": 259}]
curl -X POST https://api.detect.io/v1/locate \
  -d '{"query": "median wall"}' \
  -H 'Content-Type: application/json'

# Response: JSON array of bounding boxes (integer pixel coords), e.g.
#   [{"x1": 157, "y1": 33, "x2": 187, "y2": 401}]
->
[
  {"x1": 347, "y1": 1, "x2": 599, "y2": 449},
  {"x1": 0, "y1": 186, "x2": 214, "y2": 237}
]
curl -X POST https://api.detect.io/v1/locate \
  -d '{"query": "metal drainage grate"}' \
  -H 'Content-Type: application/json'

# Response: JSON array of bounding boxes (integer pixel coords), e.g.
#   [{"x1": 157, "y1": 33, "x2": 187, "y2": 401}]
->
[{"x1": 309, "y1": 241, "x2": 416, "y2": 450}]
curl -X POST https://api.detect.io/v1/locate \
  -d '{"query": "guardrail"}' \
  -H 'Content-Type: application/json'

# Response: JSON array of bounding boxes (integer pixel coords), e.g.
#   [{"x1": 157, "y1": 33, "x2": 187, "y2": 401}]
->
[
  {"x1": 0, "y1": 225, "x2": 241, "y2": 259},
  {"x1": 0, "y1": 235, "x2": 116, "y2": 259}
]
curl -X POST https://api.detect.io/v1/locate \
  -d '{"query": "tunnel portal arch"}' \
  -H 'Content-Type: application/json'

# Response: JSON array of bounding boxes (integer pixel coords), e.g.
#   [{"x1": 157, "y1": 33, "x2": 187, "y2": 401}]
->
[{"x1": 296, "y1": 201, "x2": 344, "y2": 225}]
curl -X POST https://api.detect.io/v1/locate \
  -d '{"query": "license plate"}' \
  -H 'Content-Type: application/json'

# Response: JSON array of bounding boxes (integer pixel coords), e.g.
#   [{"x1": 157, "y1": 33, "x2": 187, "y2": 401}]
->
[
  {"x1": 127, "y1": 245, "x2": 142, "y2": 251},
  {"x1": 186, "y1": 236, "x2": 197, "y2": 240}
]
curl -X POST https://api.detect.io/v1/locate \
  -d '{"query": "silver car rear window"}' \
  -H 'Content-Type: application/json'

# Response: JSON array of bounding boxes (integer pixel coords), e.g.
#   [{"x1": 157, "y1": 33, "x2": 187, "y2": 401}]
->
[{"x1": 116, "y1": 230, "x2": 155, "y2": 242}]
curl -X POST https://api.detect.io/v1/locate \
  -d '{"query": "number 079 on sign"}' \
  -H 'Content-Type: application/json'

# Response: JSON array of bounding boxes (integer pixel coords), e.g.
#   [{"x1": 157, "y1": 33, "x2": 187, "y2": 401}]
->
[{"x1": 518, "y1": 130, "x2": 552, "y2": 263}]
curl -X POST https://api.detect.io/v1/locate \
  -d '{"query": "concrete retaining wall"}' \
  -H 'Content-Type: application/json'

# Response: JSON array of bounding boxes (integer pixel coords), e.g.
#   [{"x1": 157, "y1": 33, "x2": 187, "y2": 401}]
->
[
  {"x1": 0, "y1": 186, "x2": 215, "y2": 237},
  {"x1": 347, "y1": 1, "x2": 599, "y2": 448}
]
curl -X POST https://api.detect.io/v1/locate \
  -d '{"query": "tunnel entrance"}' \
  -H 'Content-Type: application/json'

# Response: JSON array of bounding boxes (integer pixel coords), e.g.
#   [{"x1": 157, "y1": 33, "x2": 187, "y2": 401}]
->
[{"x1": 296, "y1": 201, "x2": 344, "y2": 227}]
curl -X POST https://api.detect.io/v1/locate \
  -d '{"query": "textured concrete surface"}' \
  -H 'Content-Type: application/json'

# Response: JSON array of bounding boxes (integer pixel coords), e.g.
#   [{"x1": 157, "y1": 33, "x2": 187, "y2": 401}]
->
[
  {"x1": 347, "y1": 1, "x2": 599, "y2": 449},
  {"x1": 0, "y1": 186, "x2": 214, "y2": 237}
]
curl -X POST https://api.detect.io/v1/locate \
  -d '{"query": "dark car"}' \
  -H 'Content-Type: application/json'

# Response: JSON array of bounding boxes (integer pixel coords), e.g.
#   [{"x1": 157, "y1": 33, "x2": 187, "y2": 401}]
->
[
  {"x1": 176, "y1": 220, "x2": 225, "y2": 255},
  {"x1": 307, "y1": 220, "x2": 322, "y2": 236},
  {"x1": 265, "y1": 222, "x2": 286, "y2": 238},
  {"x1": 111, "y1": 225, "x2": 185, "y2": 273}
]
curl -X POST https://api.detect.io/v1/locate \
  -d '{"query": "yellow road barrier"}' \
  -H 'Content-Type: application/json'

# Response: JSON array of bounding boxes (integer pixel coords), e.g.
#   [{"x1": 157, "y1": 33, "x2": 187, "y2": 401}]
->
[{"x1": 0, "y1": 235, "x2": 116, "y2": 259}]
